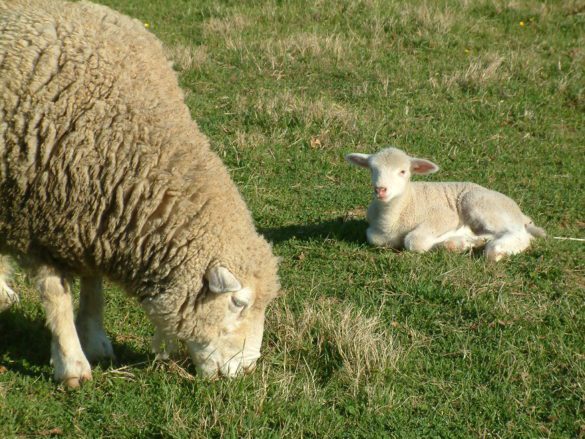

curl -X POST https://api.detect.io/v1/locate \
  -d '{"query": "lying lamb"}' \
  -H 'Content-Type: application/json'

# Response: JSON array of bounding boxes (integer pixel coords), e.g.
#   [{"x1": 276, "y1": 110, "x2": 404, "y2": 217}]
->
[
  {"x1": 0, "y1": 0, "x2": 279, "y2": 387},
  {"x1": 346, "y1": 147, "x2": 545, "y2": 261}
]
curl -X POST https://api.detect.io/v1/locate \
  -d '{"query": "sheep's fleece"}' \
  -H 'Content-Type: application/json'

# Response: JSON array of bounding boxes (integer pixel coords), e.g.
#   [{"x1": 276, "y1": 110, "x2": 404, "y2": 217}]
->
[{"x1": 0, "y1": 0, "x2": 280, "y2": 385}]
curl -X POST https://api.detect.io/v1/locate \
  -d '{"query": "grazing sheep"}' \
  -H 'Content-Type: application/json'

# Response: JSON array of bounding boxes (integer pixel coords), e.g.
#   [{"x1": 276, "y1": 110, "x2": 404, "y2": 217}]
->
[
  {"x1": 0, "y1": 0, "x2": 280, "y2": 387},
  {"x1": 346, "y1": 147, "x2": 545, "y2": 261}
]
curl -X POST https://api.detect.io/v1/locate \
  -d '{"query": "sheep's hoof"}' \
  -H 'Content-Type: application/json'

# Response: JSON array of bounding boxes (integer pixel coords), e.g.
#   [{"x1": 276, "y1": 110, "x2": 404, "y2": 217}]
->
[
  {"x1": 64, "y1": 377, "x2": 81, "y2": 389},
  {"x1": 443, "y1": 240, "x2": 462, "y2": 252},
  {"x1": 63, "y1": 372, "x2": 92, "y2": 389},
  {"x1": 485, "y1": 249, "x2": 504, "y2": 262}
]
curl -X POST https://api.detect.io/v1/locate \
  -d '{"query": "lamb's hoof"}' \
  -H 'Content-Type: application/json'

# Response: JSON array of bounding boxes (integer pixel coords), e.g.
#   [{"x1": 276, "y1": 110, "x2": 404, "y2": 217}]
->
[
  {"x1": 443, "y1": 239, "x2": 464, "y2": 252},
  {"x1": 485, "y1": 248, "x2": 504, "y2": 262}
]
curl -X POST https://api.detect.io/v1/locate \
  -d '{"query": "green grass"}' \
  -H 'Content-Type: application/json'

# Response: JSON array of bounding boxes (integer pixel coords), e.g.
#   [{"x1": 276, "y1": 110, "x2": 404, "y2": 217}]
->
[{"x1": 1, "y1": 0, "x2": 584, "y2": 437}]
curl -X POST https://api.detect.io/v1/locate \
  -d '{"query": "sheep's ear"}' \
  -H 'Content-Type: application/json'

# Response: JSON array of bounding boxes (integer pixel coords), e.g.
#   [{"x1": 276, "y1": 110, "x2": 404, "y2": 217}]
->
[
  {"x1": 410, "y1": 158, "x2": 439, "y2": 175},
  {"x1": 345, "y1": 153, "x2": 371, "y2": 168},
  {"x1": 206, "y1": 266, "x2": 242, "y2": 293}
]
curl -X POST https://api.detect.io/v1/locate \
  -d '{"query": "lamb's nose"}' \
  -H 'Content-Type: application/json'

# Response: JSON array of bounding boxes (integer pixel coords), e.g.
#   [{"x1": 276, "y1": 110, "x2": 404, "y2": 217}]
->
[{"x1": 374, "y1": 186, "x2": 387, "y2": 197}]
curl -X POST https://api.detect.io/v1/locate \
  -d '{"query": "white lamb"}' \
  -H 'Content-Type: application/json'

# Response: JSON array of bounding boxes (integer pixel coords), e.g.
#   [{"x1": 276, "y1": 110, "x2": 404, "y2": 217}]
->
[{"x1": 346, "y1": 147, "x2": 545, "y2": 261}]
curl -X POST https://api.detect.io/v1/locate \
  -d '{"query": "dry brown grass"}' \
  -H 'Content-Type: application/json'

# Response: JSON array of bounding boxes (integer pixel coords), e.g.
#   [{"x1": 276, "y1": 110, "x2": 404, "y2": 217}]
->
[
  {"x1": 240, "y1": 90, "x2": 360, "y2": 148},
  {"x1": 232, "y1": 129, "x2": 268, "y2": 151},
  {"x1": 461, "y1": 0, "x2": 553, "y2": 17},
  {"x1": 164, "y1": 44, "x2": 209, "y2": 72},
  {"x1": 265, "y1": 297, "x2": 400, "y2": 393},
  {"x1": 399, "y1": 2, "x2": 457, "y2": 34},
  {"x1": 263, "y1": 32, "x2": 349, "y2": 64},
  {"x1": 202, "y1": 14, "x2": 249, "y2": 37},
  {"x1": 431, "y1": 53, "x2": 508, "y2": 91}
]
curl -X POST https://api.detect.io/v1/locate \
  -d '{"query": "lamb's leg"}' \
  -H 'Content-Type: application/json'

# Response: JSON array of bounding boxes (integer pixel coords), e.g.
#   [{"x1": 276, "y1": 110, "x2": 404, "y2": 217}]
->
[
  {"x1": 34, "y1": 265, "x2": 92, "y2": 388},
  {"x1": 461, "y1": 189, "x2": 535, "y2": 261},
  {"x1": 438, "y1": 227, "x2": 488, "y2": 253},
  {"x1": 404, "y1": 217, "x2": 457, "y2": 253},
  {"x1": 76, "y1": 276, "x2": 115, "y2": 362},
  {"x1": 485, "y1": 231, "x2": 532, "y2": 262},
  {"x1": 366, "y1": 226, "x2": 400, "y2": 247},
  {"x1": 0, "y1": 256, "x2": 18, "y2": 313}
]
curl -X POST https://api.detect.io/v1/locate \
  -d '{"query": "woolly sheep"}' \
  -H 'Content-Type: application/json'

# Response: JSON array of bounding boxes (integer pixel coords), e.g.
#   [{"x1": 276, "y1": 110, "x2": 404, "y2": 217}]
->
[
  {"x1": 346, "y1": 147, "x2": 545, "y2": 261},
  {"x1": 0, "y1": 0, "x2": 280, "y2": 387}
]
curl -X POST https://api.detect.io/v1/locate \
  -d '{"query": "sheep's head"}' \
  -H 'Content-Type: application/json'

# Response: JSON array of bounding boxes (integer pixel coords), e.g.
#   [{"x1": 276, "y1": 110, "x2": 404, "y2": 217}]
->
[
  {"x1": 346, "y1": 147, "x2": 439, "y2": 202},
  {"x1": 183, "y1": 261, "x2": 279, "y2": 379}
]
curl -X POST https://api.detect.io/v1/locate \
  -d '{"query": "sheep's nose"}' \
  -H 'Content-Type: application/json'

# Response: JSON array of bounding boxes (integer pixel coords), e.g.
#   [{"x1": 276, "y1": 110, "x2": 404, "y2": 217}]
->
[{"x1": 374, "y1": 186, "x2": 387, "y2": 197}]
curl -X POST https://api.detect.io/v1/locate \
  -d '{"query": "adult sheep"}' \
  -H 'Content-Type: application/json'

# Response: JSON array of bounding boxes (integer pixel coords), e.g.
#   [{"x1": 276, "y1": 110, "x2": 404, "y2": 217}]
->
[{"x1": 0, "y1": 0, "x2": 280, "y2": 387}]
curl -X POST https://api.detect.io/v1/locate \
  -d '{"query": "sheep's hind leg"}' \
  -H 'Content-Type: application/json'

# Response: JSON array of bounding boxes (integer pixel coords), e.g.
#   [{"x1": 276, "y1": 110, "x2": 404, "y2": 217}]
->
[
  {"x1": 461, "y1": 189, "x2": 533, "y2": 261},
  {"x1": 76, "y1": 276, "x2": 115, "y2": 363},
  {"x1": 34, "y1": 265, "x2": 92, "y2": 388},
  {"x1": 485, "y1": 231, "x2": 532, "y2": 262}
]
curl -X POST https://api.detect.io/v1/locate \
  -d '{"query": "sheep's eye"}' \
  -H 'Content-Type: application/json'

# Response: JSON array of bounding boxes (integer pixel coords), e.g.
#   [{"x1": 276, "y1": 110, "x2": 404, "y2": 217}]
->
[
  {"x1": 399, "y1": 170, "x2": 406, "y2": 175},
  {"x1": 231, "y1": 296, "x2": 247, "y2": 308}
]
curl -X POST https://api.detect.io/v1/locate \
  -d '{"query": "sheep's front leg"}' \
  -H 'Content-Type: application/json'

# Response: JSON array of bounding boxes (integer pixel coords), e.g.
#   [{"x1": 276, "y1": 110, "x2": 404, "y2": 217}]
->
[
  {"x1": 404, "y1": 221, "x2": 454, "y2": 253},
  {"x1": 35, "y1": 266, "x2": 92, "y2": 388},
  {"x1": 151, "y1": 327, "x2": 180, "y2": 360},
  {"x1": 76, "y1": 276, "x2": 115, "y2": 363}
]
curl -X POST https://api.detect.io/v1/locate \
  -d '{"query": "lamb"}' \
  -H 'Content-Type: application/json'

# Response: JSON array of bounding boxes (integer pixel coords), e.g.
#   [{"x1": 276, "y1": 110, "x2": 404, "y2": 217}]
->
[
  {"x1": 0, "y1": 0, "x2": 280, "y2": 387},
  {"x1": 346, "y1": 147, "x2": 545, "y2": 261}
]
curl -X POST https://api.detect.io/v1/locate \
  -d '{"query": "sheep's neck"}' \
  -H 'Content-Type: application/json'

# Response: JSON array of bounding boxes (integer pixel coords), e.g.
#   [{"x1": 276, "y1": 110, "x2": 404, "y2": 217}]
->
[{"x1": 374, "y1": 185, "x2": 413, "y2": 229}]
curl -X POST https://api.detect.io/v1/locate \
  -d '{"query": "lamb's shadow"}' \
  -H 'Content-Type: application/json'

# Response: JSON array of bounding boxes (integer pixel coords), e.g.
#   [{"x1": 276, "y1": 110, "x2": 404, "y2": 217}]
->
[
  {"x1": 260, "y1": 216, "x2": 491, "y2": 259},
  {"x1": 260, "y1": 217, "x2": 368, "y2": 245},
  {"x1": 0, "y1": 307, "x2": 148, "y2": 379}
]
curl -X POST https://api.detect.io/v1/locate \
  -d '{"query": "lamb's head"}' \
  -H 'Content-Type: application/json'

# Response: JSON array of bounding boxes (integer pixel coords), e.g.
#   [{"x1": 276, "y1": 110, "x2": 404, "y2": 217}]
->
[
  {"x1": 346, "y1": 147, "x2": 439, "y2": 202},
  {"x1": 184, "y1": 259, "x2": 280, "y2": 379}
]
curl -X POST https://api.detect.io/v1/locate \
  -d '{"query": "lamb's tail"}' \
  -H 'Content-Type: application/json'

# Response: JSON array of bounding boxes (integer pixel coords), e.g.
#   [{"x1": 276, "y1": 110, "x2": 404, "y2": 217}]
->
[{"x1": 525, "y1": 222, "x2": 546, "y2": 238}]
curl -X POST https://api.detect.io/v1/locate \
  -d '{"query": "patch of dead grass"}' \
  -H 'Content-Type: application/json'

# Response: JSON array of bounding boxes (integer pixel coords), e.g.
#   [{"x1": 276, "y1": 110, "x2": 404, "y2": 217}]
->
[
  {"x1": 164, "y1": 44, "x2": 208, "y2": 72},
  {"x1": 461, "y1": 0, "x2": 553, "y2": 17},
  {"x1": 263, "y1": 32, "x2": 348, "y2": 63},
  {"x1": 431, "y1": 53, "x2": 508, "y2": 91},
  {"x1": 202, "y1": 14, "x2": 249, "y2": 37},
  {"x1": 265, "y1": 297, "x2": 400, "y2": 393},
  {"x1": 399, "y1": 2, "x2": 457, "y2": 34},
  {"x1": 232, "y1": 129, "x2": 268, "y2": 150},
  {"x1": 240, "y1": 90, "x2": 360, "y2": 147}
]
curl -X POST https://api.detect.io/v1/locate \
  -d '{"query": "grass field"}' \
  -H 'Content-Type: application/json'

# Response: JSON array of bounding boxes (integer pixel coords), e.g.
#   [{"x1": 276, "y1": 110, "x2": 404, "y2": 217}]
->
[{"x1": 1, "y1": 0, "x2": 584, "y2": 437}]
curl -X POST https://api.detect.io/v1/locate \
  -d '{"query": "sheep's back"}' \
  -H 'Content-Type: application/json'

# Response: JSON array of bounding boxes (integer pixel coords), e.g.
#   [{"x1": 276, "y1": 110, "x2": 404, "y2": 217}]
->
[{"x1": 0, "y1": 0, "x2": 226, "y2": 281}]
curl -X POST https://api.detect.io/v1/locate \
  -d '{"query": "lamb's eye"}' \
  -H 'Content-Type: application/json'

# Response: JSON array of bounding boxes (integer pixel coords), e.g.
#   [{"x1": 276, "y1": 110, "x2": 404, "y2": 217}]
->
[
  {"x1": 231, "y1": 296, "x2": 247, "y2": 308},
  {"x1": 399, "y1": 170, "x2": 406, "y2": 175}
]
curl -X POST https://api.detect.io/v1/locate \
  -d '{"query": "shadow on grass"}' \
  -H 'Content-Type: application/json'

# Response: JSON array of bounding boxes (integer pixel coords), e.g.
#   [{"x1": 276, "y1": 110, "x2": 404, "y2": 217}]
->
[
  {"x1": 260, "y1": 217, "x2": 368, "y2": 245},
  {"x1": 0, "y1": 307, "x2": 147, "y2": 379},
  {"x1": 260, "y1": 217, "x2": 495, "y2": 261}
]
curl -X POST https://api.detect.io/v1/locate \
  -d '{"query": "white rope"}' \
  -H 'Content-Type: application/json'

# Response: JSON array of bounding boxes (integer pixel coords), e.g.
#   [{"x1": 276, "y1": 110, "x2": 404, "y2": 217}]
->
[{"x1": 552, "y1": 236, "x2": 585, "y2": 242}]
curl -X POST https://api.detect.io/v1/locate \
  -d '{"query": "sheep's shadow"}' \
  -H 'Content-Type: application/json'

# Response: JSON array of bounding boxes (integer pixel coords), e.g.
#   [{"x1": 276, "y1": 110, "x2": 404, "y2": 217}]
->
[
  {"x1": 260, "y1": 217, "x2": 368, "y2": 245},
  {"x1": 260, "y1": 216, "x2": 492, "y2": 260},
  {"x1": 0, "y1": 307, "x2": 148, "y2": 379}
]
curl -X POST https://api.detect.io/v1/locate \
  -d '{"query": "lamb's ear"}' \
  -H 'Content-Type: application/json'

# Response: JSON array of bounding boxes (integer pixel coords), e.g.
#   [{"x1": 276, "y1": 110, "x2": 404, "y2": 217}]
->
[
  {"x1": 410, "y1": 158, "x2": 439, "y2": 175},
  {"x1": 345, "y1": 153, "x2": 371, "y2": 168},
  {"x1": 206, "y1": 266, "x2": 242, "y2": 293}
]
